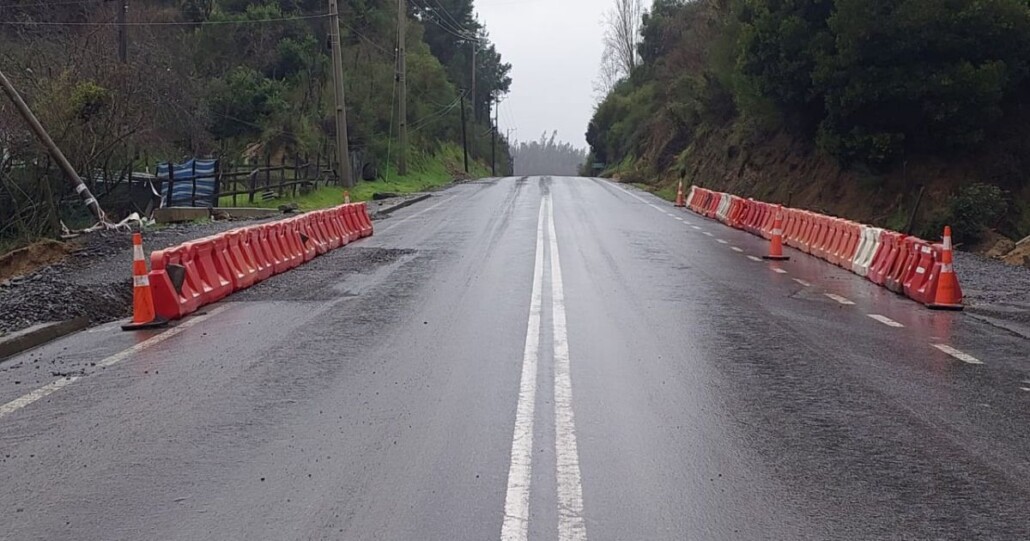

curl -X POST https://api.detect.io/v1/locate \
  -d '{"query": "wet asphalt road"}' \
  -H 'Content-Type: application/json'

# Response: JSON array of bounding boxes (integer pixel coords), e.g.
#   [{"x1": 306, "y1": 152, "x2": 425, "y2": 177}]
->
[{"x1": 1, "y1": 177, "x2": 1029, "y2": 540}]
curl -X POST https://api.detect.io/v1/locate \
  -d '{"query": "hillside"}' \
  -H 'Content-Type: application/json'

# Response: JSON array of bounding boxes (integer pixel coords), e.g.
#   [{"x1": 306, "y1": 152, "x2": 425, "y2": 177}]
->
[
  {"x1": 588, "y1": 0, "x2": 1030, "y2": 255},
  {"x1": 1, "y1": 0, "x2": 510, "y2": 248}
]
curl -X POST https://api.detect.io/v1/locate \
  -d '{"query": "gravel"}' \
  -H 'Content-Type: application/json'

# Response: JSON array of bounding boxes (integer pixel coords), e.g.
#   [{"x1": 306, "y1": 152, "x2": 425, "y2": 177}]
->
[
  {"x1": 954, "y1": 252, "x2": 1030, "y2": 337},
  {"x1": 0, "y1": 217, "x2": 278, "y2": 336}
]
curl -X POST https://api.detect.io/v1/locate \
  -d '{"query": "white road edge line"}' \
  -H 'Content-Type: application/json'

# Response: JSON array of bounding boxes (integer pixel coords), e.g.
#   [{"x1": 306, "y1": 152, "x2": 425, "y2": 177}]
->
[
  {"x1": 793, "y1": 278, "x2": 812, "y2": 287},
  {"x1": 703, "y1": 232, "x2": 714, "y2": 237},
  {"x1": 746, "y1": 255, "x2": 762, "y2": 262},
  {"x1": 0, "y1": 305, "x2": 230, "y2": 421},
  {"x1": 716, "y1": 239, "x2": 728, "y2": 244},
  {"x1": 933, "y1": 344, "x2": 983, "y2": 365},
  {"x1": 772, "y1": 268, "x2": 788, "y2": 274},
  {"x1": 692, "y1": 226, "x2": 702, "y2": 231},
  {"x1": 547, "y1": 196, "x2": 588, "y2": 541},
  {"x1": 867, "y1": 314, "x2": 904, "y2": 328},
  {"x1": 731, "y1": 247, "x2": 744, "y2": 253},
  {"x1": 500, "y1": 200, "x2": 547, "y2": 541},
  {"x1": 825, "y1": 293, "x2": 855, "y2": 305}
]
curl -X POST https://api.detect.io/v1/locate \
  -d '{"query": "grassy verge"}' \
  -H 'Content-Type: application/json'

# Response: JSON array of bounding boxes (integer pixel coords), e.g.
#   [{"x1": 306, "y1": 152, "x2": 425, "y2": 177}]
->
[{"x1": 218, "y1": 144, "x2": 487, "y2": 212}]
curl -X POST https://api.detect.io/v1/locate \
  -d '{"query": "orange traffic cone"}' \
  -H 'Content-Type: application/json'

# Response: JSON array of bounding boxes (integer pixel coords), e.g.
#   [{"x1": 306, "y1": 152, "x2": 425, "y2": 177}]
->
[
  {"x1": 344, "y1": 190, "x2": 351, "y2": 204},
  {"x1": 121, "y1": 233, "x2": 168, "y2": 330},
  {"x1": 927, "y1": 226, "x2": 963, "y2": 311},
  {"x1": 763, "y1": 206, "x2": 790, "y2": 261},
  {"x1": 675, "y1": 181, "x2": 686, "y2": 208}
]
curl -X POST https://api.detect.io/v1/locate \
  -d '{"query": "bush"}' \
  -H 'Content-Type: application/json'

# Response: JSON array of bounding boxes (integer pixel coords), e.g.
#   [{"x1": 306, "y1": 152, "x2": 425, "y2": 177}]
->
[{"x1": 922, "y1": 182, "x2": 1006, "y2": 244}]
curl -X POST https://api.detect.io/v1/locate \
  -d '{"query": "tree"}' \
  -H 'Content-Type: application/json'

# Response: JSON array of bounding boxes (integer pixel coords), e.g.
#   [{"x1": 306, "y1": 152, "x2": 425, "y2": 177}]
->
[{"x1": 596, "y1": 0, "x2": 644, "y2": 97}]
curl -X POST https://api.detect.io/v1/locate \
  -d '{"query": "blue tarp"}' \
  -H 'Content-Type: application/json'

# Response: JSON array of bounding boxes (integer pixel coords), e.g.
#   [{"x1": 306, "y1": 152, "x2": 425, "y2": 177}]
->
[{"x1": 157, "y1": 159, "x2": 218, "y2": 207}]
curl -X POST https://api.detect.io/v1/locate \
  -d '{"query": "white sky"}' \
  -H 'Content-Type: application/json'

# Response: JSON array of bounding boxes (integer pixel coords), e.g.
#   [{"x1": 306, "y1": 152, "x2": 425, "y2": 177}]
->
[{"x1": 477, "y1": 0, "x2": 608, "y2": 150}]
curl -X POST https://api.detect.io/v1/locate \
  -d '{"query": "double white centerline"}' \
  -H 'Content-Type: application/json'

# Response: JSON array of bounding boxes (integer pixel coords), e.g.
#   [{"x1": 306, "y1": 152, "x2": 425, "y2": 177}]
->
[{"x1": 501, "y1": 195, "x2": 587, "y2": 541}]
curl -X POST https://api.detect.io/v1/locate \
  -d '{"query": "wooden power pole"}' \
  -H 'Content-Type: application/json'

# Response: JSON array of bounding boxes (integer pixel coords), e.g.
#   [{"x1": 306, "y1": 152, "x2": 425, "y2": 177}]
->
[
  {"x1": 118, "y1": 0, "x2": 128, "y2": 63},
  {"x1": 0, "y1": 68, "x2": 105, "y2": 222},
  {"x1": 460, "y1": 91, "x2": 469, "y2": 174},
  {"x1": 328, "y1": 0, "x2": 353, "y2": 187},
  {"x1": 491, "y1": 94, "x2": 498, "y2": 176},
  {"x1": 397, "y1": 0, "x2": 407, "y2": 176}
]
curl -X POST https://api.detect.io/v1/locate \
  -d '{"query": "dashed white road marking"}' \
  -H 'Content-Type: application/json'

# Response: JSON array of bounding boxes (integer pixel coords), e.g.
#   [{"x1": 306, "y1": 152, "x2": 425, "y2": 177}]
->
[
  {"x1": 868, "y1": 314, "x2": 904, "y2": 328},
  {"x1": 731, "y1": 247, "x2": 744, "y2": 253},
  {"x1": 691, "y1": 226, "x2": 702, "y2": 231},
  {"x1": 825, "y1": 293, "x2": 855, "y2": 305},
  {"x1": 746, "y1": 255, "x2": 763, "y2": 262},
  {"x1": 500, "y1": 200, "x2": 547, "y2": 541},
  {"x1": 1021, "y1": 387, "x2": 1030, "y2": 392},
  {"x1": 716, "y1": 239, "x2": 728, "y2": 244},
  {"x1": 0, "y1": 305, "x2": 229, "y2": 421},
  {"x1": 703, "y1": 232, "x2": 714, "y2": 237},
  {"x1": 793, "y1": 278, "x2": 812, "y2": 287},
  {"x1": 675, "y1": 217, "x2": 684, "y2": 221},
  {"x1": 772, "y1": 268, "x2": 788, "y2": 274},
  {"x1": 932, "y1": 344, "x2": 982, "y2": 365},
  {"x1": 546, "y1": 196, "x2": 588, "y2": 541}
]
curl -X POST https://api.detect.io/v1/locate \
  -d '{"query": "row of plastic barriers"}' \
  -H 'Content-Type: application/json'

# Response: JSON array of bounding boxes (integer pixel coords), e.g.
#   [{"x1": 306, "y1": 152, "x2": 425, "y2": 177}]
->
[
  {"x1": 149, "y1": 202, "x2": 374, "y2": 320},
  {"x1": 685, "y1": 187, "x2": 962, "y2": 308}
]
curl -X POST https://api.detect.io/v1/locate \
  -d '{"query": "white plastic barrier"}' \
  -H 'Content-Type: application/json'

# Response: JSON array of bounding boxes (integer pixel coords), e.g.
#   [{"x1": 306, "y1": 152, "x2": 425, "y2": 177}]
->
[
  {"x1": 686, "y1": 186, "x2": 697, "y2": 209},
  {"x1": 716, "y1": 193, "x2": 732, "y2": 222},
  {"x1": 853, "y1": 227, "x2": 883, "y2": 276}
]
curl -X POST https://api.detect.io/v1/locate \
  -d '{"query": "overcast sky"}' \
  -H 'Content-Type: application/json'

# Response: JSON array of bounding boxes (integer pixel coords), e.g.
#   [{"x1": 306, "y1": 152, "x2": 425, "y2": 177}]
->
[{"x1": 477, "y1": 0, "x2": 608, "y2": 150}]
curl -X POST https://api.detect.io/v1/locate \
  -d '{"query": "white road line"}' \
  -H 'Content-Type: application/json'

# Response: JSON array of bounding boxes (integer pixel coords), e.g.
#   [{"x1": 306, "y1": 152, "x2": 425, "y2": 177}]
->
[
  {"x1": 0, "y1": 305, "x2": 229, "y2": 421},
  {"x1": 746, "y1": 255, "x2": 762, "y2": 262},
  {"x1": 772, "y1": 268, "x2": 788, "y2": 274},
  {"x1": 716, "y1": 239, "x2": 728, "y2": 244},
  {"x1": 1021, "y1": 387, "x2": 1030, "y2": 392},
  {"x1": 691, "y1": 226, "x2": 702, "y2": 231},
  {"x1": 824, "y1": 293, "x2": 855, "y2": 305},
  {"x1": 731, "y1": 247, "x2": 744, "y2": 253},
  {"x1": 703, "y1": 232, "x2": 714, "y2": 237},
  {"x1": 868, "y1": 314, "x2": 904, "y2": 328},
  {"x1": 675, "y1": 217, "x2": 684, "y2": 221},
  {"x1": 932, "y1": 344, "x2": 983, "y2": 365},
  {"x1": 0, "y1": 378, "x2": 79, "y2": 419},
  {"x1": 500, "y1": 201, "x2": 547, "y2": 541},
  {"x1": 793, "y1": 278, "x2": 812, "y2": 287},
  {"x1": 546, "y1": 197, "x2": 588, "y2": 541}
]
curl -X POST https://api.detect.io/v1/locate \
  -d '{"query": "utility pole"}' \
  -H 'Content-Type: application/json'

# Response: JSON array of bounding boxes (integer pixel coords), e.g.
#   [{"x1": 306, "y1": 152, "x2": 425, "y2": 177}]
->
[
  {"x1": 470, "y1": 41, "x2": 477, "y2": 123},
  {"x1": 328, "y1": 0, "x2": 353, "y2": 187},
  {"x1": 117, "y1": 0, "x2": 128, "y2": 63},
  {"x1": 0, "y1": 68, "x2": 105, "y2": 222},
  {"x1": 396, "y1": 0, "x2": 407, "y2": 176},
  {"x1": 460, "y1": 91, "x2": 469, "y2": 174},
  {"x1": 491, "y1": 94, "x2": 498, "y2": 176}
]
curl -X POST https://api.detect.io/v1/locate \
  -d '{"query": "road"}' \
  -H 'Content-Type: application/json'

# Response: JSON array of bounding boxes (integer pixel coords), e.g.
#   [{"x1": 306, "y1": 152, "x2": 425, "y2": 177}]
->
[{"x1": 2, "y1": 177, "x2": 1029, "y2": 540}]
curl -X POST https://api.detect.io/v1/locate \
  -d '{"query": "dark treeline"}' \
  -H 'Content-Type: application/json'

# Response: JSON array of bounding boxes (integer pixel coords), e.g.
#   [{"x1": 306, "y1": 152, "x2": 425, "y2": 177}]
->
[{"x1": 511, "y1": 132, "x2": 588, "y2": 177}]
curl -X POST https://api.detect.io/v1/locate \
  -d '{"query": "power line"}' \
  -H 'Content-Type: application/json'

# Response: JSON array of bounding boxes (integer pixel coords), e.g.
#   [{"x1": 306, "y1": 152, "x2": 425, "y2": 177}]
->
[{"x1": 0, "y1": 12, "x2": 331, "y2": 26}]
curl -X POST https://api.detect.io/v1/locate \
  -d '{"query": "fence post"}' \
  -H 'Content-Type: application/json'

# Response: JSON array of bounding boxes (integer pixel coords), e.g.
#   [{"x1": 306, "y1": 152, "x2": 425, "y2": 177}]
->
[
  {"x1": 278, "y1": 155, "x2": 286, "y2": 197},
  {"x1": 293, "y1": 154, "x2": 300, "y2": 198},
  {"x1": 213, "y1": 159, "x2": 222, "y2": 208}
]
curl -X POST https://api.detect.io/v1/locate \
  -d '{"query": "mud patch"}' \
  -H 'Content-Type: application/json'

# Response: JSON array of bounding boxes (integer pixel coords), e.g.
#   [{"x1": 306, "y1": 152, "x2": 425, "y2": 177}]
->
[{"x1": 0, "y1": 240, "x2": 74, "y2": 282}]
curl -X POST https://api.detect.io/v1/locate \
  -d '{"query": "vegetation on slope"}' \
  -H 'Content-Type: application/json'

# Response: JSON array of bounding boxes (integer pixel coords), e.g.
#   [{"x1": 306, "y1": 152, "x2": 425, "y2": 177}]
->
[{"x1": 588, "y1": 0, "x2": 1030, "y2": 244}]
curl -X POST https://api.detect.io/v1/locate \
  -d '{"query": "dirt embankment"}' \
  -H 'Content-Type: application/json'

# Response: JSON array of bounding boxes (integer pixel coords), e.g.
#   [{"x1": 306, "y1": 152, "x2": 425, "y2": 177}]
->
[{"x1": 652, "y1": 123, "x2": 1030, "y2": 258}]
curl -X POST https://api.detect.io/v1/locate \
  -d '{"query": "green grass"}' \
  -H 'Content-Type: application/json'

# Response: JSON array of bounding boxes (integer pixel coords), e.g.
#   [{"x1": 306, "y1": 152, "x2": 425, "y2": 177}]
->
[
  {"x1": 218, "y1": 143, "x2": 487, "y2": 211},
  {"x1": 631, "y1": 182, "x2": 678, "y2": 202}
]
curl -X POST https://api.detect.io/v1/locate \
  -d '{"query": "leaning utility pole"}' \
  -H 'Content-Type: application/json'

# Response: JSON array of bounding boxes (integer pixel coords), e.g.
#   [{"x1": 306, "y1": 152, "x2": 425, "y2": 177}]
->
[
  {"x1": 328, "y1": 0, "x2": 354, "y2": 187},
  {"x1": 459, "y1": 91, "x2": 469, "y2": 174},
  {"x1": 396, "y1": 0, "x2": 407, "y2": 176},
  {"x1": 0, "y1": 68, "x2": 105, "y2": 222},
  {"x1": 117, "y1": 0, "x2": 128, "y2": 63}
]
